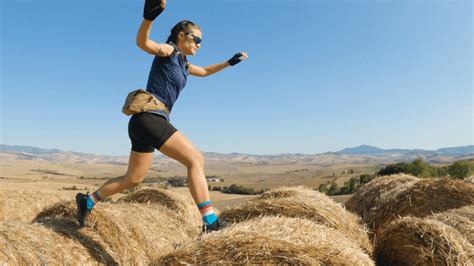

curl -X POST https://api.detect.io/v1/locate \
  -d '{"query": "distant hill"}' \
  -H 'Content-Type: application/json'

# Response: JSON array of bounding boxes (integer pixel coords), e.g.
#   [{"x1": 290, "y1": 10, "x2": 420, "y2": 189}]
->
[
  {"x1": 0, "y1": 144, "x2": 473, "y2": 165},
  {"x1": 333, "y1": 144, "x2": 474, "y2": 156}
]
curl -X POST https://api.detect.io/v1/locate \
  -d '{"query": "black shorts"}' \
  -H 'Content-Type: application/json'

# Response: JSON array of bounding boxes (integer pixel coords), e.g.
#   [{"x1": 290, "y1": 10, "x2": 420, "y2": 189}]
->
[{"x1": 128, "y1": 112, "x2": 178, "y2": 153}]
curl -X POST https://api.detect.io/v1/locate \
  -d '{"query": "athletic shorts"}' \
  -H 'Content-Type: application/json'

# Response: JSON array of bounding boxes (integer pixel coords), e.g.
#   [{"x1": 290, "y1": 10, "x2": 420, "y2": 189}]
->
[{"x1": 128, "y1": 112, "x2": 178, "y2": 153}]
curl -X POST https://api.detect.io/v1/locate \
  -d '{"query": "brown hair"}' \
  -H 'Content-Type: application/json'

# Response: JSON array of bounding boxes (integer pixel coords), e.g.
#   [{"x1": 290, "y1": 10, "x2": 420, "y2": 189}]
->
[{"x1": 166, "y1": 20, "x2": 201, "y2": 45}]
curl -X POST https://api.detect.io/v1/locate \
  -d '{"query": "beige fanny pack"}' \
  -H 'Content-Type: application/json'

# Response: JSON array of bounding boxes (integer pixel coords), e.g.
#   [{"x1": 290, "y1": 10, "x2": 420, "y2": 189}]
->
[{"x1": 122, "y1": 89, "x2": 170, "y2": 116}]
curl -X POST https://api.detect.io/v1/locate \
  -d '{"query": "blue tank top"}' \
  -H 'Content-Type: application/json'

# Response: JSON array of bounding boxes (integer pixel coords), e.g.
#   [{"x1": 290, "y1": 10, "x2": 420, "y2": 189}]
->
[{"x1": 145, "y1": 42, "x2": 189, "y2": 121}]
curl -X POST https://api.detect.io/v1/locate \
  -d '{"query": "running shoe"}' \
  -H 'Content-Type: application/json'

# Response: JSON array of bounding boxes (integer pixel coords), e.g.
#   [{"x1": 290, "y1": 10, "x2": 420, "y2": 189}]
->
[
  {"x1": 202, "y1": 219, "x2": 224, "y2": 234},
  {"x1": 75, "y1": 192, "x2": 91, "y2": 227}
]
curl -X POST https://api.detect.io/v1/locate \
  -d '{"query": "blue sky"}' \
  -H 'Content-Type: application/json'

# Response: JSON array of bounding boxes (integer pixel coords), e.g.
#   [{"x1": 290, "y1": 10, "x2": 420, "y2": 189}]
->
[{"x1": 1, "y1": 0, "x2": 472, "y2": 156}]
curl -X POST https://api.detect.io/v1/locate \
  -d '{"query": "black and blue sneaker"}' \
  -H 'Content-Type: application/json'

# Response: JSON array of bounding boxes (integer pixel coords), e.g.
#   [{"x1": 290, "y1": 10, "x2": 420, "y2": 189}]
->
[
  {"x1": 75, "y1": 193, "x2": 92, "y2": 227},
  {"x1": 202, "y1": 220, "x2": 224, "y2": 234}
]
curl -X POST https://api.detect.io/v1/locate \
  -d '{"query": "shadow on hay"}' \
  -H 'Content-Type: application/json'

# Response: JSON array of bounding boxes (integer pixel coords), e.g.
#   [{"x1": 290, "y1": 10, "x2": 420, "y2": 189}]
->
[{"x1": 33, "y1": 203, "x2": 117, "y2": 265}]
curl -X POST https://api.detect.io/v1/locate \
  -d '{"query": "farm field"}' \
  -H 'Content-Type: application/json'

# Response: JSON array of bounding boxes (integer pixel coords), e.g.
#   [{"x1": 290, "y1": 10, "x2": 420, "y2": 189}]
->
[{"x1": 1, "y1": 159, "x2": 473, "y2": 265}]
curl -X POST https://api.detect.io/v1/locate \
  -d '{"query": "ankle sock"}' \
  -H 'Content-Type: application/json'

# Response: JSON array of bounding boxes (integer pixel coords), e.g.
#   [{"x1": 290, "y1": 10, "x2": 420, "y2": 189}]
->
[
  {"x1": 86, "y1": 191, "x2": 102, "y2": 210},
  {"x1": 197, "y1": 200, "x2": 218, "y2": 226}
]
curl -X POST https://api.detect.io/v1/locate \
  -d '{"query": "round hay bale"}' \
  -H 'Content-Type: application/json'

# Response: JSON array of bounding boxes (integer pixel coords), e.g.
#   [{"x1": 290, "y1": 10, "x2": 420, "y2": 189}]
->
[
  {"x1": 370, "y1": 178, "x2": 474, "y2": 235},
  {"x1": 156, "y1": 216, "x2": 374, "y2": 265},
  {"x1": 118, "y1": 187, "x2": 201, "y2": 229},
  {"x1": 34, "y1": 200, "x2": 200, "y2": 264},
  {"x1": 0, "y1": 190, "x2": 72, "y2": 223},
  {"x1": 375, "y1": 217, "x2": 474, "y2": 265},
  {"x1": 431, "y1": 205, "x2": 474, "y2": 245},
  {"x1": 219, "y1": 186, "x2": 372, "y2": 254},
  {"x1": 0, "y1": 221, "x2": 96, "y2": 264},
  {"x1": 258, "y1": 185, "x2": 316, "y2": 199},
  {"x1": 345, "y1": 173, "x2": 420, "y2": 230}
]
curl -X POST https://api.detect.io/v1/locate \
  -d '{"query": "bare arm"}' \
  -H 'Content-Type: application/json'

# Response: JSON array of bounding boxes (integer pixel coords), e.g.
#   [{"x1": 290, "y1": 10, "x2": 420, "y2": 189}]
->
[
  {"x1": 188, "y1": 52, "x2": 249, "y2": 77},
  {"x1": 188, "y1": 62, "x2": 230, "y2": 77},
  {"x1": 136, "y1": 20, "x2": 174, "y2": 56}
]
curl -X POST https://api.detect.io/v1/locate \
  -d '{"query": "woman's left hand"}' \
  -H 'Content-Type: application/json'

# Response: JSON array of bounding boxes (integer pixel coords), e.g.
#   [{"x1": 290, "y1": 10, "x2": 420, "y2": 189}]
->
[{"x1": 228, "y1": 52, "x2": 249, "y2": 66}]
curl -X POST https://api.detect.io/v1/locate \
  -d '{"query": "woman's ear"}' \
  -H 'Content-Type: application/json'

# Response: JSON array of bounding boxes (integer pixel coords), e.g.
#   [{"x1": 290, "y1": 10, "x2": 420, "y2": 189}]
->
[{"x1": 177, "y1": 31, "x2": 186, "y2": 43}]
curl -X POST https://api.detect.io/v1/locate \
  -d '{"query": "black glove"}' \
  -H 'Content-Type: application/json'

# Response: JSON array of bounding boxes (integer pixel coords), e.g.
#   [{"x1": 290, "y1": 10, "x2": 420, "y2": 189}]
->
[
  {"x1": 227, "y1": 52, "x2": 244, "y2": 66},
  {"x1": 143, "y1": 0, "x2": 165, "y2": 21}
]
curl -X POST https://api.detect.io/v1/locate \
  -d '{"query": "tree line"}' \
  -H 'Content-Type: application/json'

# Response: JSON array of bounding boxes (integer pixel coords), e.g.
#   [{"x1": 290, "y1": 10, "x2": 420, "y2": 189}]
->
[{"x1": 319, "y1": 158, "x2": 473, "y2": 196}]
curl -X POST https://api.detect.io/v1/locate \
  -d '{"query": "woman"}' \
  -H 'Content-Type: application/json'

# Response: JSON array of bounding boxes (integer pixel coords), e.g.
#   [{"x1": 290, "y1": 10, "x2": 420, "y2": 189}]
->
[{"x1": 76, "y1": 0, "x2": 248, "y2": 233}]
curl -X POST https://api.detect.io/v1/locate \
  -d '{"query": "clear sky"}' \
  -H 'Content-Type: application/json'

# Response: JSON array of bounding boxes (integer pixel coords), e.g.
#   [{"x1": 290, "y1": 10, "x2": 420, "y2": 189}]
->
[{"x1": 1, "y1": 0, "x2": 472, "y2": 156}]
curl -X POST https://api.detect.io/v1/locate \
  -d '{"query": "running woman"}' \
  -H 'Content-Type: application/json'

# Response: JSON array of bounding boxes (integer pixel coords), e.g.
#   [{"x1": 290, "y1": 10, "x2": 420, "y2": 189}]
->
[{"x1": 76, "y1": 0, "x2": 248, "y2": 233}]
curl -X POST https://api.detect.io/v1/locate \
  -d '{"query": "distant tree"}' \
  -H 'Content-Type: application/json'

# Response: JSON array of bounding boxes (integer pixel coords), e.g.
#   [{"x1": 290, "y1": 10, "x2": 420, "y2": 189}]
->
[
  {"x1": 377, "y1": 162, "x2": 410, "y2": 176},
  {"x1": 167, "y1": 176, "x2": 187, "y2": 187},
  {"x1": 222, "y1": 184, "x2": 257, "y2": 195},
  {"x1": 318, "y1": 183, "x2": 328, "y2": 193},
  {"x1": 359, "y1": 174, "x2": 374, "y2": 185},
  {"x1": 448, "y1": 161, "x2": 471, "y2": 179},
  {"x1": 327, "y1": 182, "x2": 339, "y2": 196}
]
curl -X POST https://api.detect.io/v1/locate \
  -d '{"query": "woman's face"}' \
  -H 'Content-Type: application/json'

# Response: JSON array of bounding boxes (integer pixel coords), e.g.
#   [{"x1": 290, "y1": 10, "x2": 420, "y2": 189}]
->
[{"x1": 178, "y1": 28, "x2": 202, "y2": 56}]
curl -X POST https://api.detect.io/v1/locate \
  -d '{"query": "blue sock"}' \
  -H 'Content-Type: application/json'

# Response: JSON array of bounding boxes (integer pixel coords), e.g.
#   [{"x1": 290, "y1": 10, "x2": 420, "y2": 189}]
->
[
  {"x1": 203, "y1": 212, "x2": 218, "y2": 225},
  {"x1": 86, "y1": 191, "x2": 102, "y2": 210},
  {"x1": 86, "y1": 196, "x2": 95, "y2": 210},
  {"x1": 197, "y1": 200, "x2": 218, "y2": 226}
]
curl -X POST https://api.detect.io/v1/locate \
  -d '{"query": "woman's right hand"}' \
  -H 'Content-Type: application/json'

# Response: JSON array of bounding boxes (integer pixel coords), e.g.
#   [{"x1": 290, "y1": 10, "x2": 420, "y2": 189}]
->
[{"x1": 143, "y1": 0, "x2": 166, "y2": 21}]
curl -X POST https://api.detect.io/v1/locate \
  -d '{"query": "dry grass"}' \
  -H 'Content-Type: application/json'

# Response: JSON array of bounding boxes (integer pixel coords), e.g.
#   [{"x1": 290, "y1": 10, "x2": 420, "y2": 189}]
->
[
  {"x1": 345, "y1": 173, "x2": 420, "y2": 231},
  {"x1": 218, "y1": 185, "x2": 372, "y2": 254},
  {"x1": 466, "y1": 175, "x2": 474, "y2": 184},
  {"x1": 369, "y1": 178, "x2": 474, "y2": 236},
  {"x1": 431, "y1": 205, "x2": 474, "y2": 245},
  {"x1": 118, "y1": 187, "x2": 202, "y2": 229},
  {"x1": 33, "y1": 200, "x2": 200, "y2": 264},
  {"x1": 156, "y1": 216, "x2": 374, "y2": 265},
  {"x1": 375, "y1": 217, "x2": 474, "y2": 266},
  {"x1": 0, "y1": 221, "x2": 96, "y2": 265},
  {"x1": 0, "y1": 190, "x2": 73, "y2": 223}
]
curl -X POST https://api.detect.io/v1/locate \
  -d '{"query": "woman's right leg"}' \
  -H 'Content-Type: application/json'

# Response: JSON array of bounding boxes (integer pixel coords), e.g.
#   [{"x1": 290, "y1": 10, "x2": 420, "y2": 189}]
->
[
  {"x1": 158, "y1": 131, "x2": 210, "y2": 205},
  {"x1": 159, "y1": 131, "x2": 221, "y2": 231}
]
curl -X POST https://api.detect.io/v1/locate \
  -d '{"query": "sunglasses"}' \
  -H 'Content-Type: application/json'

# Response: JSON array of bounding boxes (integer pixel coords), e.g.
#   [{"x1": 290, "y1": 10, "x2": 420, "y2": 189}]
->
[{"x1": 185, "y1": 32, "x2": 202, "y2": 45}]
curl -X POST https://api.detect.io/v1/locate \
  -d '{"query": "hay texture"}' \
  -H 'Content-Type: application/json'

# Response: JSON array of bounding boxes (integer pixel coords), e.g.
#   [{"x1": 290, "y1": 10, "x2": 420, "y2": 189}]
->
[
  {"x1": 345, "y1": 173, "x2": 420, "y2": 230},
  {"x1": 119, "y1": 187, "x2": 202, "y2": 229},
  {"x1": 34, "y1": 200, "x2": 199, "y2": 264},
  {"x1": 432, "y1": 205, "x2": 474, "y2": 245},
  {"x1": 218, "y1": 185, "x2": 372, "y2": 254},
  {"x1": 466, "y1": 175, "x2": 474, "y2": 184},
  {"x1": 375, "y1": 217, "x2": 474, "y2": 266},
  {"x1": 0, "y1": 221, "x2": 96, "y2": 265},
  {"x1": 0, "y1": 190, "x2": 72, "y2": 223},
  {"x1": 368, "y1": 178, "x2": 474, "y2": 235},
  {"x1": 157, "y1": 216, "x2": 374, "y2": 265}
]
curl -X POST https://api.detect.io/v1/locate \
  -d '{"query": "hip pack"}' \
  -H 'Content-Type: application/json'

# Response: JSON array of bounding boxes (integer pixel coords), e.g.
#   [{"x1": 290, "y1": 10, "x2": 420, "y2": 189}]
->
[{"x1": 122, "y1": 89, "x2": 170, "y2": 116}]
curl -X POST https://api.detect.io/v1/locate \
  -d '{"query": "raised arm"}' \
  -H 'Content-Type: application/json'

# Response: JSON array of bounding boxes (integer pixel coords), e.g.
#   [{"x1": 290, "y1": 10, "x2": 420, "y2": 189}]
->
[
  {"x1": 136, "y1": 0, "x2": 173, "y2": 56},
  {"x1": 188, "y1": 52, "x2": 249, "y2": 77},
  {"x1": 136, "y1": 20, "x2": 173, "y2": 56}
]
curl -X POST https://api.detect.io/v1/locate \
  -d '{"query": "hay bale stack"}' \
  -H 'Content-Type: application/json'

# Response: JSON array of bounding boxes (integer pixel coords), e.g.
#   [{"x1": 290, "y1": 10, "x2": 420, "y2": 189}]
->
[
  {"x1": 156, "y1": 216, "x2": 374, "y2": 265},
  {"x1": 0, "y1": 221, "x2": 96, "y2": 265},
  {"x1": 375, "y1": 217, "x2": 474, "y2": 265},
  {"x1": 0, "y1": 190, "x2": 72, "y2": 223},
  {"x1": 119, "y1": 187, "x2": 202, "y2": 229},
  {"x1": 370, "y1": 178, "x2": 474, "y2": 235},
  {"x1": 345, "y1": 173, "x2": 420, "y2": 230},
  {"x1": 219, "y1": 186, "x2": 372, "y2": 254},
  {"x1": 431, "y1": 205, "x2": 474, "y2": 245},
  {"x1": 34, "y1": 200, "x2": 199, "y2": 264}
]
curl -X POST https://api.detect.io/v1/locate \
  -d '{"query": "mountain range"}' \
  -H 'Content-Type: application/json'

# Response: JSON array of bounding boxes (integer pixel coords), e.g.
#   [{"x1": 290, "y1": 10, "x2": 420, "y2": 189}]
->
[{"x1": 1, "y1": 144, "x2": 472, "y2": 166}]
